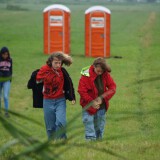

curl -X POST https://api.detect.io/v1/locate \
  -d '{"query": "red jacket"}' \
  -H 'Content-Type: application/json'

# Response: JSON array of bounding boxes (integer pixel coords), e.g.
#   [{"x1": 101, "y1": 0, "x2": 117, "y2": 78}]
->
[
  {"x1": 78, "y1": 65, "x2": 116, "y2": 115},
  {"x1": 36, "y1": 65, "x2": 64, "y2": 99}
]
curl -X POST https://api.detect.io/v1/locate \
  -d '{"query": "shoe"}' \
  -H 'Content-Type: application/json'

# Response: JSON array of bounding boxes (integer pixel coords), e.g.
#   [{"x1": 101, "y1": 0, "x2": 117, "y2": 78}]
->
[{"x1": 5, "y1": 112, "x2": 10, "y2": 118}]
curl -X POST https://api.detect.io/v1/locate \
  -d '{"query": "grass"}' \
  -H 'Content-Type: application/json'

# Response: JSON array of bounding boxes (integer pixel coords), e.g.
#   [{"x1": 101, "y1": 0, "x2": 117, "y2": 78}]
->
[{"x1": 0, "y1": 2, "x2": 160, "y2": 160}]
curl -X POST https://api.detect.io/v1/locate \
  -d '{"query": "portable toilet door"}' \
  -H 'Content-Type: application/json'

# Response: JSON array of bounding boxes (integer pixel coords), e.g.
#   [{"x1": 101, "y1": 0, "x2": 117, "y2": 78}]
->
[
  {"x1": 85, "y1": 6, "x2": 111, "y2": 57},
  {"x1": 43, "y1": 4, "x2": 70, "y2": 54}
]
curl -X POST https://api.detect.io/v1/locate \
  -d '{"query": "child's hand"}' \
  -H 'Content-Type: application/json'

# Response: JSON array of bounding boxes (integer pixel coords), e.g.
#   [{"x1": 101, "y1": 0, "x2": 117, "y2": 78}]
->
[
  {"x1": 92, "y1": 100, "x2": 100, "y2": 109},
  {"x1": 71, "y1": 100, "x2": 76, "y2": 105},
  {"x1": 95, "y1": 97, "x2": 102, "y2": 105}
]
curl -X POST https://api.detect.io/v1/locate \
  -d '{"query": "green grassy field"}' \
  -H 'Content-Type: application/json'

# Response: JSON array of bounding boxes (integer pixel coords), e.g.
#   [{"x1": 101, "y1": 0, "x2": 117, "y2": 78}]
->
[{"x1": 0, "y1": 2, "x2": 160, "y2": 160}]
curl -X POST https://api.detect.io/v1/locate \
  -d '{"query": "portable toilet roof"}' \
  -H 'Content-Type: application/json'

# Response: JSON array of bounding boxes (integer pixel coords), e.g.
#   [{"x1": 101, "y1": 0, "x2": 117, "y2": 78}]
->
[
  {"x1": 43, "y1": 4, "x2": 71, "y2": 13},
  {"x1": 85, "y1": 6, "x2": 111, "y2": 14}
]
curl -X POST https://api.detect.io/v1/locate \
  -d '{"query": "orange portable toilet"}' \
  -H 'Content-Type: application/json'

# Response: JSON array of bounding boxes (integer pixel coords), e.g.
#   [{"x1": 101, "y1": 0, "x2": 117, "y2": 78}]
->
[
  {"x1": 43, "y1": 4, "x2": 70, "y2": 54},
  {"x1": 85, "y1": 6, "x2": 111, "y2": 57}
]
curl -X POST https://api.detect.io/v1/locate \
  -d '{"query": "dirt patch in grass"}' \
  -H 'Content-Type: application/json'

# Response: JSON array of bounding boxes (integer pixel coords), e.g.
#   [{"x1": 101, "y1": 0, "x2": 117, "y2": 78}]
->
[{"x1": 140, "y1": 12, "x2": 156, "y2": 48}]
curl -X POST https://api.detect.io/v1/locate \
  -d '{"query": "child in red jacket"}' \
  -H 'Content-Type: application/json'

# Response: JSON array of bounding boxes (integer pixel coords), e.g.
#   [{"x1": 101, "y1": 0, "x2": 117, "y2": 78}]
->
[
  {"x1": 37, "y1": 52, "x2": 76, "y2": 140},
  {"x1": 78, "y1": 57, "x2": 116, "y2": 140}
]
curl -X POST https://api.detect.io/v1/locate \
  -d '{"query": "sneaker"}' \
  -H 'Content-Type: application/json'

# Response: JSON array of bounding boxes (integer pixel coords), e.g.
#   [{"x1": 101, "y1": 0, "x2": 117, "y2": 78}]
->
[{"x1": 5, "y1": 112, "x2": 10, "y2": 118}]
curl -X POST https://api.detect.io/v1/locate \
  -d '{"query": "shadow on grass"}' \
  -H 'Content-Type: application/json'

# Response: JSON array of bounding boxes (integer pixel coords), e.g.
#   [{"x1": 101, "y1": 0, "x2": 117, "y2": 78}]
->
[
  {"x1": 108, "y1": 108, "x2": 160, "y2": 122},
  {"x1": 133, "y1": 76, "x2": 160, "y2": 85},
  {"x1": 6, "y1": 4, "x2": 29, "y2": 11}
]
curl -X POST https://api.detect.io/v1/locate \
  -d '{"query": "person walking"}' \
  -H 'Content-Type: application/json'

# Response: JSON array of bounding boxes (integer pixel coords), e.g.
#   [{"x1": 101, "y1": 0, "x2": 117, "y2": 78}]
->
[
  {"x1": 78, "y1": 57, "x2": 116, "y2": 141},
  {"x1": 36, "y1": 52, "x2": 76, "y2": 140},
  {"x1": 0, "y1": 47, "x2": 13, "y2": 118}
]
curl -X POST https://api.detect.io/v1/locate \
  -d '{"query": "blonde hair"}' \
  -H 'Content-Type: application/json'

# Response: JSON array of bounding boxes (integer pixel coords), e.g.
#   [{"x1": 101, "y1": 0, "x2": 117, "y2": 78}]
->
[{"x1": 46, "y1": 52, "x2": 72, "y2": 67}]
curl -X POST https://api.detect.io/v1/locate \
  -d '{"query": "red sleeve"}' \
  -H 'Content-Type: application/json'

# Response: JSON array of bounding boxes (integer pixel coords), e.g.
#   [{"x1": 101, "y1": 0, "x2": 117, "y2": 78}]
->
[
  {"x1": 78, "y1": 76, "x2": 94, "y2": 104},
  {"x1": 36, "y1": 65, "x2": 50, "y2": 81}
]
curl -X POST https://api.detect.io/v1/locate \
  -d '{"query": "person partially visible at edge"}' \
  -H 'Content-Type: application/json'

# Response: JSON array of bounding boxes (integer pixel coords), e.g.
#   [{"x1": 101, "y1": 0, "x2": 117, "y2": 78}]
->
[
  {"x1": 0, "y1": 47, "x2": 13, "y2": 118},
  {"x1": 78, "y1": 57, "x2": 116, "y2": 141},
  {"x1": 36, "y1": 52, "x2": 76, "y2": 140}
]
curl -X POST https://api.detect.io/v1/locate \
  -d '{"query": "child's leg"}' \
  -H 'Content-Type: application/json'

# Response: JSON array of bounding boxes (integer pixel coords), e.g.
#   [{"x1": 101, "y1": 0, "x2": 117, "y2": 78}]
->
[
  {"x1": 82, "y1": 111, "x2": 96, "y2": 140},
  {"x1": 94, "y1": 109, "x2": 106, "y2": 139},
  {"x1": 3, "y1": 81, "x2": 11, "y2": 112},
  {"x1": 0, "y1": 82, "x2": 3, "y2": 111}
]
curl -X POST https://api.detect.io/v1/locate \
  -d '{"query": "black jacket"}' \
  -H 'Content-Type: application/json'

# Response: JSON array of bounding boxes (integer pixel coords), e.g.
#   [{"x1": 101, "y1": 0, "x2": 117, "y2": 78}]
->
[{"x1": 27, "y1": 67, "x2": 76, "y2": 108}]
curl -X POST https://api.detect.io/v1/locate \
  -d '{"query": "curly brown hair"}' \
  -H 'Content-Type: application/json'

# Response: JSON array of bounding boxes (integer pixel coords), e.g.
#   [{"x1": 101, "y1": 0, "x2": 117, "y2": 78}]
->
[
  {"x1": 93, "y1": 57, "x2": 111, "y2": 72},
  {"x1": 46, "y1": 52, "x2": 73, "y2": 67}
]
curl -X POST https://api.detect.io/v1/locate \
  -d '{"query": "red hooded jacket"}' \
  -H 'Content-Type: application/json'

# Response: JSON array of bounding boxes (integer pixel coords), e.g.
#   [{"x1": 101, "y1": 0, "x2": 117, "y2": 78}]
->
[
  {"x1": 36, "y1": 65, "x2": 64, "y2": 99},
  {"x1": 78, "y1": 65, "x2": 116, "y2": 115}
]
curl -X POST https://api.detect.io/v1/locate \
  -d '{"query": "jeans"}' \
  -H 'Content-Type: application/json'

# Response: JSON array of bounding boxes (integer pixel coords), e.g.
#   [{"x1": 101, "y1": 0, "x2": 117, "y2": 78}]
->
[
  {"x1": 43, "y1": 97, "x2": 67, "y2": 140},
  {"x1": 0, "y1": 80, "x2": 11, "y2": 112},
  {"x1": 82, "y1": 108, "x2": 106, "y2": 140}
]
